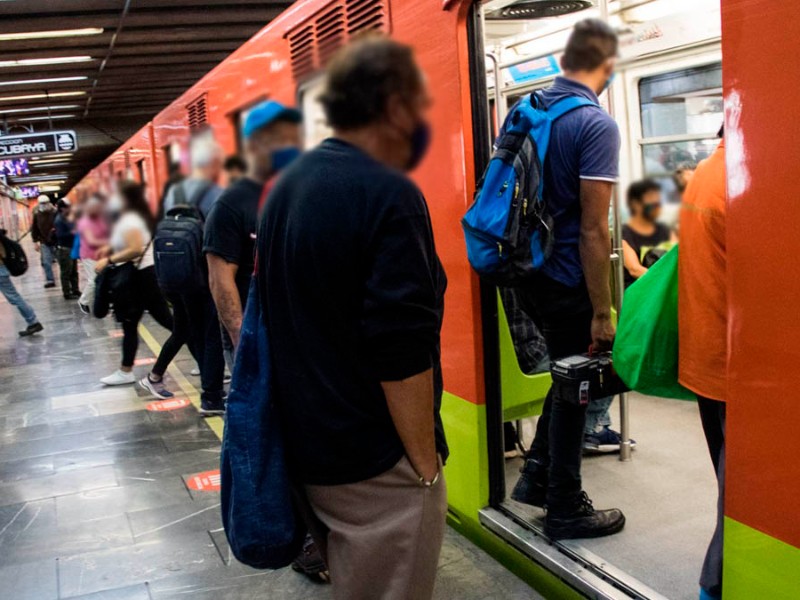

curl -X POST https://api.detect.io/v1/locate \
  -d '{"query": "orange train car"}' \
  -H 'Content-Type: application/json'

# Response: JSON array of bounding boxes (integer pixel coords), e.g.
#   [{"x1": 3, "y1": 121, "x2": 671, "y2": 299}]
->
[{"x1": 68, "y1": 0, "x2": 800, "y2": 598}]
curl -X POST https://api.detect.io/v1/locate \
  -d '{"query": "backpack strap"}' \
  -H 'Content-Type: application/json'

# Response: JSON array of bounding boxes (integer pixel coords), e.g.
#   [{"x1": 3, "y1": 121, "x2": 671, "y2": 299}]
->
[{"x1": 545, "y1": 95, "x2": 599, "y2": 121}]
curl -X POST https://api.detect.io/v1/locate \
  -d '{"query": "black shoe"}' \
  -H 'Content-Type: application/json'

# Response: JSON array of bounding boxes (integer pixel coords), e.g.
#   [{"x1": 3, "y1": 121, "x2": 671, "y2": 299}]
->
[
  {"x1": 291, "y1": 535, "x2": 330, "y2": 584},
  {"x1": 544, "y1": 491, "x2": 625, "y2": 540},
  {"x1": 44, "y1": 282, "x2": 56, "y2": 289},
  {"x1": 64, "y1": 293, "x2": 81, "y2": 300},
  {"x1": 510, "y1": 459, "x2": 547, "y2": 508},
  {"x1": 78, "y1": 302, "x2": 90, "y2": 315},
  {"x1": 19, "y1": 323, "x2": 44, "y2": 337},
  {"x1": 199, "y1": 396, "x2": 225, "y2": 416}
]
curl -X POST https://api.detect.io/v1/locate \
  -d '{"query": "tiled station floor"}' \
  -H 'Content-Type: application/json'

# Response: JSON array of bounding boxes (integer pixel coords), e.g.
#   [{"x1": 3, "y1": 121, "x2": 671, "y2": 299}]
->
[{"x1": 0, "y1": 242, "x2": 540, "y2": 600}]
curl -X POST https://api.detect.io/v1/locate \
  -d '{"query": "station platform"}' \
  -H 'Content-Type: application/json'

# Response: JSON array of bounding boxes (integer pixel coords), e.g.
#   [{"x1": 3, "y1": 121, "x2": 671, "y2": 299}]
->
[{"x1": 0, "y1": 241, "x2": 540, "y2": 600}]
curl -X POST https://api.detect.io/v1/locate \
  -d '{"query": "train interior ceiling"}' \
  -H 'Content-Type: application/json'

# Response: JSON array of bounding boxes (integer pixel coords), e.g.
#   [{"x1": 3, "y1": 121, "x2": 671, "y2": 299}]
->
[{"x1": 479, "y1": 1, "x2": 722, "y2": 599}]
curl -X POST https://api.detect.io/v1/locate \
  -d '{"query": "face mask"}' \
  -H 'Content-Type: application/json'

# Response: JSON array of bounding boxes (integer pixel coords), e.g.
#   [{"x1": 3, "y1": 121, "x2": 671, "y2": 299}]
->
[
  {"x1": 107, "y1": 195, "x2": 123, "y2": 214},
  {"x1": 642, "y1": 203, "x2": 660, "y2": 221},
  {"x1": 405, "y1": 121, "x2": 431, "y2": 171},
  {"x1": 602, "y1": 71, "x2": 616, "y2": 93},
  {"x1": 270, "y1": 147, "x2": 301, "y2": 173}
]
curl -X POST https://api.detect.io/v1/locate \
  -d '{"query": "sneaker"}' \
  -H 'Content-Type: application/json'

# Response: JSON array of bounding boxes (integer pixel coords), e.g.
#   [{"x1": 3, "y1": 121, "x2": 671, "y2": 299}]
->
[
  {"x1": 100, "y1": 370, "x2": 136, "y2": 386},
  {"x1": 583, "y1": 427, "x2": 637, "y2": 455},
  {"x1": 190, "y1": 367, "x2": 200, "y2": 376},
  {"x1": 44, "y1": 282, "x2": 56, "y2": 289},
  {"x1": 291, "y1": 535, "x2": 330, "y2": 584},
  {"x1": 139, "y1": 375, "x2": 175, "y2": 399},
  {"x1": 224, "y1": 373, "x2": 232, "y2": 384},
  {"x1": 78, "y1": 302, "x2": 90, "y2": 315},
  {"x1": 544, "y1": 491, "x2": 625, "y2": 540},
  {"x1": 199, "y1": 396, "x2": 225, "y2": 416},
  {"x1": 510, "y1": 459, "x2": 547, "y2": 508},
  {"x1": 18, "y1": 323, "x2": 44, "y2": 337}
]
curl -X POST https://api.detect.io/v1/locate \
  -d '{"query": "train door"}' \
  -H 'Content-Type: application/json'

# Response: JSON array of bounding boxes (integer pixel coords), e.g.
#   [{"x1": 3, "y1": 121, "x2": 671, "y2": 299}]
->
[{"x1": 471, "y1": 1, "x2": 722, "y2": 598}]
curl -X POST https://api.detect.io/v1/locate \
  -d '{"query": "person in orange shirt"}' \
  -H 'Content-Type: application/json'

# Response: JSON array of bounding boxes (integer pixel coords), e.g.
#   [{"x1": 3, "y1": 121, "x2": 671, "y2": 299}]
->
[{"x1": 678, "y1": 125, "x2": 726, "y2": 600}]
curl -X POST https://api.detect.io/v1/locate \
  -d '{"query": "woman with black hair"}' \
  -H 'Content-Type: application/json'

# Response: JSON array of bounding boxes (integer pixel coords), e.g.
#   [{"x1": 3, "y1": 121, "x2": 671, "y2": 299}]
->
[{"x1": 95, "y1": 182, "x2": 180, "y2": 395}]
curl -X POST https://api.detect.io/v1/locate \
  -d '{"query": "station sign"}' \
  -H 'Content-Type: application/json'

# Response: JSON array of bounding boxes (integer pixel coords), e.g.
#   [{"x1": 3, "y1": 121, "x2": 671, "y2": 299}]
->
[{"x1": 0, "y1": 130, "x2": 78, "y2": 158}]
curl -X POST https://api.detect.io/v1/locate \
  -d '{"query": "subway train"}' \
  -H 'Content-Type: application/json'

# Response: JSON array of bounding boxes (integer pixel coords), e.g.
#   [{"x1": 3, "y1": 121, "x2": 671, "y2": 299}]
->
[{"x1": 65, "y1": 0, "x2": 799, "y2": 598}]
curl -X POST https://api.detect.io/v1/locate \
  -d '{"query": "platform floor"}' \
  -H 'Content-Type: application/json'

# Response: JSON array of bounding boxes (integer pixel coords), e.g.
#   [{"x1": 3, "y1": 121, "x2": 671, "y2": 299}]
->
[{"x1": 0, "y1": 246, "x2": 539, "y2": 600}]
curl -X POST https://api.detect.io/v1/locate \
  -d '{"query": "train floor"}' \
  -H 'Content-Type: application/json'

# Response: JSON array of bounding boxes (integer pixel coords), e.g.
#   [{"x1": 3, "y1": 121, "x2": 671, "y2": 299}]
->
[
  {"x1": 505, "y1": 394, "x2": 717, "y2": 600},
  {"x1": 0, "y1": 240, "x2": 540, "y2": 600}
]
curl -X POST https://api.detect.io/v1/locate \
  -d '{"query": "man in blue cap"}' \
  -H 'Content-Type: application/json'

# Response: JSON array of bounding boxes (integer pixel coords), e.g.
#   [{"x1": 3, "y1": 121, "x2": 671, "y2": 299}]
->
[{"x1": 204, "y1": 100, "x2": 301, "y2": 351}]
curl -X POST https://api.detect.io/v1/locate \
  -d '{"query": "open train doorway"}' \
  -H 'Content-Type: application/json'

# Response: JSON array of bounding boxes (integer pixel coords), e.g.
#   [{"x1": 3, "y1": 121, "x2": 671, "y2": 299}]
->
[{"x1": 471, "y1": 1, "x2": 723, "y2": 598}]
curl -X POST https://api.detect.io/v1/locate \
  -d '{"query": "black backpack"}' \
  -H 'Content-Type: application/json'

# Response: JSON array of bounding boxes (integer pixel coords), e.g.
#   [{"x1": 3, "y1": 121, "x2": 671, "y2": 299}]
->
[
  {"x1": 153, "y1": 182, "x2": 211, "y2": 294},
  {"x1": 0, "y1": 232, "x2": 28, "y2": 277}
]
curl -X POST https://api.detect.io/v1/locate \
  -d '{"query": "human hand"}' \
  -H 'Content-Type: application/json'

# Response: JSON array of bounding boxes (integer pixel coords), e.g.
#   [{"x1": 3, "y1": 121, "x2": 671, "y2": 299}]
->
[
  {"x1": 95, "y1": 258, "x2": 109, "y2": 273},
  {"x1": 34, "y1": 242, "x2": 41, "y2": 253},
  {"x1": 591, "y1": 314, "x2": 616, "y2": 352}
]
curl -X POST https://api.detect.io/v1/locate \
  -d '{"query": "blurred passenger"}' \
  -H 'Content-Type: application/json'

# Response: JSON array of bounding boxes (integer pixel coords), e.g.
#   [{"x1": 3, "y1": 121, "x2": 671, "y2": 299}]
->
[
  {"x1": 157, "y1": 163, "x2": 184, "y2": 222},
  {"x1": 160, "y1": 135, "x2": 226, "y2": 414},
  {"x1": 31, "y1": 194, "x2": 57, "y2": 288},
  {"x1": 54, "y1": 199, "x2": 80, "y2": 300},
  {"x1": 673, "y1": 163, "x2": 695, "y2": 199},
  {"x1": 678, "y1": 126, "x2": 727, "y2": 600},
  {"x1": 0, "y1": 229, "x2": 43, "y2": 336},
  {"x1": 222, "y1": 154, "x2": 247, "y2": 185},
  {"x1": 258, "y1": 36, "x2": 447, "y2": 600},
  {"x1": 76, "y1": 196, "x2": 110, "y2": 314},
  {"x1": 206, "y1": 101, "x2": 301, "y2": 353},
  {"x1": 622, "y1": 179, "x2": 674, "y2": 288},
  {"x1": 96, "y1": 183, "x2": 180, "y2": 394},
  {"x1": 509, "y1": 19, "x2": 625, "y2": 540}
]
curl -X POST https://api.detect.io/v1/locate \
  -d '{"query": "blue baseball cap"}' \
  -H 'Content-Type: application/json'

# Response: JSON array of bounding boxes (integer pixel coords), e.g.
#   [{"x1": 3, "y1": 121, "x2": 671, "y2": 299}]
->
[{"x1": 243, "y1": 100, "x2": 301, "y2": 139}]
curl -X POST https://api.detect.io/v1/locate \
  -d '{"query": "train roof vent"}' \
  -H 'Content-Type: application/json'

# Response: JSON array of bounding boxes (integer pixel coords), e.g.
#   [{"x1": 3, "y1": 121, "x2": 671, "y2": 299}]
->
[
  {"x1": 286, "y1": 0, "x2": 389, "y2": 81},
  {"x1": 486, "y1": 1, "x2": 593, "y2": 20},
  {"x1": 187, "y1": 94, "x2": 208, "y2": 131}
]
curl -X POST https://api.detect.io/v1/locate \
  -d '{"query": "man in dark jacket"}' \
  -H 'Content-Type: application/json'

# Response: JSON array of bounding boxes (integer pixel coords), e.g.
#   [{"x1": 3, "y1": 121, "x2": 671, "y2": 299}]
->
[
  {"x1": 31, "y1": 194, "x2": 57, "y2": 288},
  {"x1": 54, "y1": 199, "x2": 80, "y2": 299}
]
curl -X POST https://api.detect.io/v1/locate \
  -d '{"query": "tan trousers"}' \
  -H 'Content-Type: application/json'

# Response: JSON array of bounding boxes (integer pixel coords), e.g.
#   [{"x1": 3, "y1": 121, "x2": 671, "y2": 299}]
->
[{"x1": 305, "y1": 455, "x2": 447, "y2": 600}]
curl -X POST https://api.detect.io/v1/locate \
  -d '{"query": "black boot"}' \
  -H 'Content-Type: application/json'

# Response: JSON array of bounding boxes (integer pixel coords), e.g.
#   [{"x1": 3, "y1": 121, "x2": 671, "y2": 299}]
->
[
  {"x1": 510, "y1": 458, "x2": 547, "y2": 507},
  {"x1": 544, "y1": 491, "x2": 625, "y2": 540},
  {"x1": 18, "y1": 323, "x2": 44, "y2": 337}
]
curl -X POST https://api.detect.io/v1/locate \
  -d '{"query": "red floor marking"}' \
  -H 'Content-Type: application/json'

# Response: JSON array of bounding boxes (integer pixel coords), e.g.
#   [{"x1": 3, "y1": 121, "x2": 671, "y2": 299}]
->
[
  {"x1": 187, "y1": 469, "x2": 221, "y2": 492},
  {"x1": 108, "y1": 330, "x2": 124, "y2": 338},
  {"x1": 146, "y1": 398, "x2": 192, "y2": 412},
  {"x1": 134, "y1": 357, "x2": 156, "y2": 366}
]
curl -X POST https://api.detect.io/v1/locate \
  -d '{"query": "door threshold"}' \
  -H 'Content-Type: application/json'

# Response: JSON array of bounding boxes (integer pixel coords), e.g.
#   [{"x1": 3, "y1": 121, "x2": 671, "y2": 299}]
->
[{"x1": 479, "y1": 507, "x2": 671, "y2": 600}]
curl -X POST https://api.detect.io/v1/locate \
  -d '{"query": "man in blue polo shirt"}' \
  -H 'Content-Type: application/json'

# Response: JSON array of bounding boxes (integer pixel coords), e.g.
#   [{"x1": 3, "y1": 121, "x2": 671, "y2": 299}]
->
[{"x1": 510, "y1": 19, "x2": 626, "y2": 540}]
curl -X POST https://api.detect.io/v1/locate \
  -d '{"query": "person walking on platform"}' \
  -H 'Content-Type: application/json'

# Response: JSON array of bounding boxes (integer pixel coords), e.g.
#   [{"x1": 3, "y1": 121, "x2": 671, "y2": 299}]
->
[
  {"x1": 54, "y1": 199, "x2": 80, "y2": 300},
  {"x1": 258, "y1": 36, "x2": 448, "y2": 600},
  {"x1": 0, "y1": 229, "x2": 43, "y2": 337},
  {"x1": 159, "y1": 136, "x2": 226, "y2": 414},
  {"x1": 205, "y1": 100, "x2": 301, "y2": 354},
  {"x1": 96, "y1": 182, "x2": 180, "y2": 395},
  {"x1": 76, "y1": 196, "x2": 109, "y2": 314},
  {"x1": 508, "y1": 19, "x2": 626, "y2": 540},
  {"x1": 678, "y1": 126, "x2": 727, "y2": 600},
  {"x1": 31, "y1": 194, "x2": 57, "y2": 289}
]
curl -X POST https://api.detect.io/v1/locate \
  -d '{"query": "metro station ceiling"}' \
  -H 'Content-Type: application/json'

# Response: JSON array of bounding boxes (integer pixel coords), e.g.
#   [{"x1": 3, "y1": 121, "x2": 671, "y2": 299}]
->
[{"x1": 0, "y1": 0, "x2": 295, "y2": 197}]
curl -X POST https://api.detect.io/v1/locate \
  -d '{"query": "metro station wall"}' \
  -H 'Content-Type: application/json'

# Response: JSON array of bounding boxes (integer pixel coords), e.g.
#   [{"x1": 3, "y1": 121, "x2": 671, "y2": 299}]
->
[{"x1": 722, "y1": 0, "x2": 800, "y2": 597}]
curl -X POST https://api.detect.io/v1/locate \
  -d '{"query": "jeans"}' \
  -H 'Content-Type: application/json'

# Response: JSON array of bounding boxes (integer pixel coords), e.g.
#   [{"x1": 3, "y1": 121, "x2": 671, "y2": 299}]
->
[
  {"x1": 79, "y1": 258, "x2": 97, "y2": 307},
  {"x1": 167, "y1": 291, "x2": 224, "y2": 402},
  {"x1": 40, "y1": 244, "x2": 56, "y2": 283},
  {"x1": 584, "y1": 395, "x2": 613, "y2": 435},
  {"x1": 516, "y1": 273, "x2": 594, "y2": 510},
  {"x1": 698, "y1": 396, "x2": 725, "y2": 596},
  {"x1": 0, "y1": 264, "x2": 38, "y2": 326},
  {"x1": 56, "y1": 246, "x2": 79, "y2": 297}
]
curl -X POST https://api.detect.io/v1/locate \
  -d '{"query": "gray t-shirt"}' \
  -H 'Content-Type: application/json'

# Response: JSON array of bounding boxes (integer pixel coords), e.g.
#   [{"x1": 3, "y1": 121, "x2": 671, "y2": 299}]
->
[{"x1": 162, "y1": 177, "x2": 223, "y2": 219}]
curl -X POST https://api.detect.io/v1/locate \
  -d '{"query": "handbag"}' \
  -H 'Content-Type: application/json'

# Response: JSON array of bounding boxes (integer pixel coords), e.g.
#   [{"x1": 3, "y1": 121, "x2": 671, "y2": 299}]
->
[
  {"x1": 220, "y1": 276, "x2": 306, "y2": 569},
  {"x1": 93, "y1": 241, "x2": 151, "y2": 320},
  {"x1": 612, "y1": 246, "x2": 696, "y2": 400}
]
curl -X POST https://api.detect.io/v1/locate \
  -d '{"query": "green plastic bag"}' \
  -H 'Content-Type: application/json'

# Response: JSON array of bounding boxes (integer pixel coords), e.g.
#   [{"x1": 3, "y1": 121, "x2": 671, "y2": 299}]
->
[{"x1": 612, "y1": 245, "x2": 696, "y2": 400}]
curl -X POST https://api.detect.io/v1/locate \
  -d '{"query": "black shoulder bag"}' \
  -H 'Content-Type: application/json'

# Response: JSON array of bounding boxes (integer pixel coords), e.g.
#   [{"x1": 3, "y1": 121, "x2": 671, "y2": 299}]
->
[{"x1": 93, "y1": 240, "x2": 152, "y2": 320}]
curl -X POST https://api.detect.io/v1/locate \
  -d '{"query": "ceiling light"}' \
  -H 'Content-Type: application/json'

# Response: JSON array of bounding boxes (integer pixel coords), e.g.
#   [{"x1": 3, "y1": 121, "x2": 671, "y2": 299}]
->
[
  {"x1": 0, "y1": 76, "x2": 88, "y2": 87},
  {"x1": 15, "y1": 114, "x2": 77, "y2": 122},
  {"x1": 31, "y1": 161, "x2": 69, "y2": 168},
  {"x1": 0, "y1": 91, "x2": 86, "y2": 103},
  {"x1": 0, "y1": 104, "x2": 80, "y2": 115},
  {"x1": 39, "y1": 186, "x2": 63, "y2": 192},
  {"x1": 0, "y1": 56, "x2": 94, "y2": 69},
  {"x1": 31, "y1": 153, "x2": 73, "y2": 161},
  {"x1": 0, "y1": 28, "x2": 103, "y2": 42}
]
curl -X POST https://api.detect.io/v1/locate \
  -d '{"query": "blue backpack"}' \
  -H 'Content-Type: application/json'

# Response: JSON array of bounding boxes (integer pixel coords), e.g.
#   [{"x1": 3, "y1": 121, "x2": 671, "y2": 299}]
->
[{"x1": 462, "y1": 92, "x2": 597, "y2": 285}]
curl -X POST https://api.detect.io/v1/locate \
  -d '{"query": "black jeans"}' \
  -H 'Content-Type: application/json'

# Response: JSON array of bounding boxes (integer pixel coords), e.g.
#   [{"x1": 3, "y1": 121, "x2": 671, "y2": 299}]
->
[
  {"x1": 167, "y1": 291, "x2": 224, "y2": 402},
  {"x1": 516, "y1": 273, "x2": 594, "y2": 510},
  {"x1": 56, "y1": 246, "x2": 79, "y2": 297},
  {"x1": 698, "y1": 396, "x2": 725, "y2": 596},
  {"x1": 120, "y1": 267, "x2": 178, "y2": 368}
]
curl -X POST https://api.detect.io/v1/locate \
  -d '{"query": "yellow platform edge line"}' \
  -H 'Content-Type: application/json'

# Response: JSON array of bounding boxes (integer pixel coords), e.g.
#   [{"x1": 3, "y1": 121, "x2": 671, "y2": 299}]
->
[{"x1": 138, "y1": 323, "x2": 224, "y2": 440}]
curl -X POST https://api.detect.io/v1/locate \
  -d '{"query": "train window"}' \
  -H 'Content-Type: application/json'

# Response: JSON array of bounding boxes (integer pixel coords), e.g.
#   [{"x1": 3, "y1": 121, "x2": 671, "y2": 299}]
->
[
  {"x1": 136, "y1": 159, "x2": 147, "y2": 185},
  {"x1": 299, "y1": 76, "x2": 333, "y2": 149},
  {"x1": 638, "y1": 63, "x2": 722, "y2": 200}
]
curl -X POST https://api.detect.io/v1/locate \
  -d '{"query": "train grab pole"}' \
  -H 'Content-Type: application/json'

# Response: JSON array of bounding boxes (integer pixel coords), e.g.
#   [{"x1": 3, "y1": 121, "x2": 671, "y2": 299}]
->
[{"x1": 598, "y1": 0, "x2": 632, "y2": 462}]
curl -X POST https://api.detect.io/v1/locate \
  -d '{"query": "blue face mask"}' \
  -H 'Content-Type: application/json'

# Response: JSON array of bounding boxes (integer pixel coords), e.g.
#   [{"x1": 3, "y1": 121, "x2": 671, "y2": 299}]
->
[
  {"x1": 602, "y1": 71, "x2": 616, "y2": 92},
  {"x1": 405, "y1": 121, "x2": 431, "y2": 171},
  {"x1": 271, "y1": 146, "x2": 301, "y2": 173}
]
